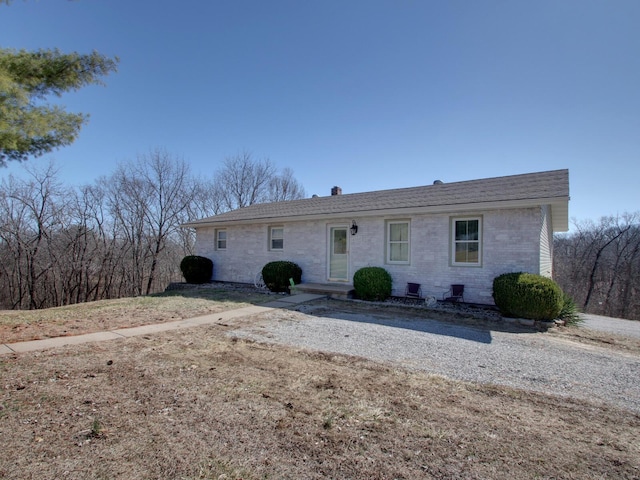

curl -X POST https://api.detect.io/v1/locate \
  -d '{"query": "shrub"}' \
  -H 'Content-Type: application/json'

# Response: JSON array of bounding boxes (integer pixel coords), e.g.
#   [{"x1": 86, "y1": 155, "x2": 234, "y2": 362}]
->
[
  {"x1": 262, "y1": 261, "x2": 302, "y2": 293},
  {"x1": 179, "y1": 255, "x2": 213, "y2": 284},
  {"x1": 353, "y1": 266, "x2": 392, "y2": 301},
  {"x1": 558, "y1": 292, "x2": 582, "y2": 325},
  {"x1": 492, "y1": 272, "x2": 563, "y2": 321}
]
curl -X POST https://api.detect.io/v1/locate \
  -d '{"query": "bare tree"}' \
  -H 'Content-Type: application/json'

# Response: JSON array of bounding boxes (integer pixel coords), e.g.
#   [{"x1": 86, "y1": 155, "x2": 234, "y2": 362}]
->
[
  {"x1": 0, "y1": 151, "x2": 308, "y2": 310},
  {"x1": 104, "y1": 149, "x2": 198, "y2": 295},
  {"x1": 172, "y1": 178, "x2": 223, "y2": 255},
  {"x1": 268, "y1": 167, "x2": 306, "y2": 202},
  {"x1": 0, "y1": 162, "x2": 66, "y2": 308},
  {"x1": 214, "y1": 152, "x2": 276, "y2": 210},
  {"x1": 554, "y1": 213, "x2": 640, "y2": 320},
  {"x1": 213, "y1": 152, "x2": 306, "y2": 210},
  {"x1": 54, "y1": 183, "x2": 126, "y2": 303},
  {"x1": 582, "y1": 222, "x2": 631, "y2": 311}
]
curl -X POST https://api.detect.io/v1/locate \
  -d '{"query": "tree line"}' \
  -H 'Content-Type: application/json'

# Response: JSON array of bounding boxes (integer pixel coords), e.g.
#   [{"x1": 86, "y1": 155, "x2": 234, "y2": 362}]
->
[
  {"x1": 0, "y1": 150, "x2": 305, "y2": 309},
  {"x1": 3, "y1": 9, "x2": 637, "y2": 319},
  {"x1": 1, "y1": 154, "x2": 638, "y2": 321},
  {"x1": 553, "y1": 213, "x2": 640, "y2": 320}
]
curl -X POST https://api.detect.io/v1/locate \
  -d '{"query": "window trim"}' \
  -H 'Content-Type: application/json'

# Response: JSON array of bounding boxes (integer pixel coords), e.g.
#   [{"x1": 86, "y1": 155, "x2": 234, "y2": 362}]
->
[
  {"x1": 450, "y1": 216, "x2": 482, "y2": 266},
  {"x1": 386, "y1": 220, "x2": 411, "y2": 265},
  {"x1": 215, "y1": 229, "x2": 227, "y2": 251},
  {"x1": 269, "y1": 225, "x2": 284, "y2": 251}
]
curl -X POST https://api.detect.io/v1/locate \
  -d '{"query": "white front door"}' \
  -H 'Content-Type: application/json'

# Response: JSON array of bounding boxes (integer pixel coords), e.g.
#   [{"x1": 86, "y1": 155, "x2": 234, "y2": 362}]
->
[{"x1": 329, "y1": 226, "x2": 348, "y2": 281}]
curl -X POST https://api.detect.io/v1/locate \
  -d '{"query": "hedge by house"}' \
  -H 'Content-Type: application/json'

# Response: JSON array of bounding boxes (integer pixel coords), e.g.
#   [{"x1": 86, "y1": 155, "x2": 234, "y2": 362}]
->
[
  {"x1": 262, "y1": 261, "x2": 302, "y2": 293},
  {"x1": 353, "y1": 266, "x2": 393, "y2": 301},
  {"x1": 492, "y1": 272, "x2": 563, "y2": 321},
  {"x1": 180, "y1": 255, "x2": 213, "y2": 284}
]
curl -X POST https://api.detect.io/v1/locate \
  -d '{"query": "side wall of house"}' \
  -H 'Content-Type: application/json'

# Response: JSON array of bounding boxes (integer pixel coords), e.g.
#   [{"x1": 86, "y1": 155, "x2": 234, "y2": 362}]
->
[
  {"x1": 370, "y1": 207, "x2": 543, "y2": 304},
  {"x1": 538, "y1": 205, "x2": 554, "y2": 278},
  {"x1": 195, "y1": 219, "x2": 329, "y2": 285},
  {"x1": 194, "y1": 206, "x2": 544, "y2": 305}
]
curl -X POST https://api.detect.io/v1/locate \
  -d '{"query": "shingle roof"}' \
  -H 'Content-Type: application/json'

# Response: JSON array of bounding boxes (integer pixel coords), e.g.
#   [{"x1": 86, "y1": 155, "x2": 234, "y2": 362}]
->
[{"x1": 183, "y1": 169, "x2": 570, "y2": 232}]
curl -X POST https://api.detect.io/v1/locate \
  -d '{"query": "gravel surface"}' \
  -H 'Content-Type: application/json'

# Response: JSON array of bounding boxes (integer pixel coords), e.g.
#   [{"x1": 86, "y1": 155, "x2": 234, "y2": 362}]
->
[
  {"x1": 231, "y1": 303, "x2": 640, "y2": 414},
  {"x1": 581, "y1": 313, "x2": 640, "y2": 339}
]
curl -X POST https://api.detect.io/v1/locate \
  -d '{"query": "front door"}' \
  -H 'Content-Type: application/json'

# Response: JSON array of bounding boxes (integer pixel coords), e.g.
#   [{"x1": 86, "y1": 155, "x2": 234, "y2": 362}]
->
[{"x1": 329, "y1": 226, "x2": 348, "y2": 281}]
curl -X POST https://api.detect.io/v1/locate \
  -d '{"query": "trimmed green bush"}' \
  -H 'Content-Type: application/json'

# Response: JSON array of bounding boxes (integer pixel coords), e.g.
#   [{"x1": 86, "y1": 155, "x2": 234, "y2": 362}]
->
[
  {"x1": 492, "y1": 272, "x2": 563, "y2": 321},
  {"x1": 353, "y1": 266, "x2": 392, "y2": 301},
  {"x1": 262, "y1": 261, "x2": 302, "y2": 293},
  {"x1": 179, "y1": 255, "x2": 213, "y2": 284}
]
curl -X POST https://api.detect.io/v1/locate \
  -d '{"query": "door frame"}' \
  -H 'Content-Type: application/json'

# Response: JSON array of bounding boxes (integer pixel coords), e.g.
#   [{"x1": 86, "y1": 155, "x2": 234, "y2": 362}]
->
[{"x1": 327, "y1": 224, "x2": 349, "y2": 282}]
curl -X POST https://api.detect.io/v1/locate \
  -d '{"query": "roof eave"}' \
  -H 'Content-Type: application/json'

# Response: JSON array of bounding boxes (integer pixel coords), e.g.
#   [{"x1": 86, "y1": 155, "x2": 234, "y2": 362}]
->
[
  {"x1": 182, "y1": 196, "x2": 570, "y2": 231},
  {"x1": 551, "y1": 203, "x2": 569, "y2": 232}
]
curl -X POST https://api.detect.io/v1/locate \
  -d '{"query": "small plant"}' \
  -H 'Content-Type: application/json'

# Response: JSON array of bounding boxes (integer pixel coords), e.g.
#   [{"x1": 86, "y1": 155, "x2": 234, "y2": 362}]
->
[
  {"x1": 91, "y1": 418, "x2": 103, "y2": 437},
  {"x1": 558, "y1": 293, "x2": 582, "y2": 325},
  {"x1": 493, "y1": 272, "x2": 563, "y2": 321},
  {"x1": 261, "y1": 261, "x2": 302, "y2": 293},
  {"x1": 353, "y1": 266, "x2": 392, "y2": 301},
  {"x1": 323, "y1": 414, "x2": 334, "y2": 430},
  {"x1": 180, "y1": 255, "x2": 213, "y2": 284}
]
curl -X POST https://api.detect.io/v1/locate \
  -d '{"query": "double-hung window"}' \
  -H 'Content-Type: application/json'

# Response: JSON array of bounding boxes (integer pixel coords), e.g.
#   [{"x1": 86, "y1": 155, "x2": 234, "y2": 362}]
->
[
  {"x1": 387, "y1": 220, "x2": 410, "y2": 264},
  {"x1": 451, "y1": 217, "x2": 481, "y2": 266},
  {"x1": 269, "y1": 226, "x2": 284, "y2": 251},
  {"x1": 216, "y1": 229, "x2": 227, "y2": 250}
]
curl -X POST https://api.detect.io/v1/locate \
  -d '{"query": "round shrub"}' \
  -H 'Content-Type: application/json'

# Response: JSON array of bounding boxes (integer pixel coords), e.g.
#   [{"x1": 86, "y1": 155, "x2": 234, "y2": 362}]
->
[
  {"x1": 262, "y1": 261, "x2": 302, "y2": 293},
  {"x1": 179, "y1": 255, "x2": 213, "y2": 284},
  {"x1": 492, "y1": 272, "x2": 563, "y2": 321},
  {"x1": 353, "y1": 266, "x2": 392, "y2": 301}
]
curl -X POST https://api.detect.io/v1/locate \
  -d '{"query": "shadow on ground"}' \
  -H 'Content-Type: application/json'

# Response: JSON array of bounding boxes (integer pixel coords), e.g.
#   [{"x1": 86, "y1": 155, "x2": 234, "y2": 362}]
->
[{"x1": 295, "y1": 300, "x2": 535, "y2": 345}]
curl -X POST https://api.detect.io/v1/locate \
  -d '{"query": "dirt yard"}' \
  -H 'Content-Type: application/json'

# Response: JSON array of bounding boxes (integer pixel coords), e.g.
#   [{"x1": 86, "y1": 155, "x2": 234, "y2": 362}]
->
[
  {"x1": 0, "y1": 286, "x2": 269, "y2": 344},
  {"x1": 1, "y1": 288, "x2": 639, "y2": 479}
]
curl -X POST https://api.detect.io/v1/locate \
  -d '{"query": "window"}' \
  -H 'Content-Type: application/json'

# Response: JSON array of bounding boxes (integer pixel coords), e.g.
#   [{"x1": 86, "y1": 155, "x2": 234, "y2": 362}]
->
[
  {"x1": 332, "y1": 228, "x2": 347, "y2": 255},
  {"x1": 216, "y1": 229, "x2": 227, "y2": 250},
  {"x1": 269, "y1": 226, "x2": 284, "y2": 251},
  {"x1": 387, "y1": 221, "x2": 410, "y2": 263},
  {"x1": 452, "y1": 217, "x2": 481, "y2": 265}
]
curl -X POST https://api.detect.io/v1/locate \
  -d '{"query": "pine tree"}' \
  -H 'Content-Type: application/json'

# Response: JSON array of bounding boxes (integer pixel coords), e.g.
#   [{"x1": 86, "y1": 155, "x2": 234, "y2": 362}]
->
[{"x1": 0, "y1": 48, "x2": 118, "y2": 165}]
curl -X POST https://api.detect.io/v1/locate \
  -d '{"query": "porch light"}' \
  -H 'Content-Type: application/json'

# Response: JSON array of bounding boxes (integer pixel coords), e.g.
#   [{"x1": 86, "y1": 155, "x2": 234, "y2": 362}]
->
[{"x1": 350, "y1": 220, "x2": 358, "y2": 236}]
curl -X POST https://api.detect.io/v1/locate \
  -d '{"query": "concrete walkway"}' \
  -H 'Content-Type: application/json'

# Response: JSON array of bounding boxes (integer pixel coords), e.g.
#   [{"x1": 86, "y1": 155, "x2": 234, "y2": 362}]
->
[{"x1": 0, "y1": 293, "x2": 325, "y2": 356}]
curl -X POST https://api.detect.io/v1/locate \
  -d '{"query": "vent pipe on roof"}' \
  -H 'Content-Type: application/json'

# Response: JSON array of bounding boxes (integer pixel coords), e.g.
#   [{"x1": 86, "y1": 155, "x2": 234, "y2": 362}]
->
[
  {"x1": 433, "y1": 180, "x2": 443, "y2": 185},
  {"x1": 331, "y1": 186, "x2": 342, "y2": 196}
]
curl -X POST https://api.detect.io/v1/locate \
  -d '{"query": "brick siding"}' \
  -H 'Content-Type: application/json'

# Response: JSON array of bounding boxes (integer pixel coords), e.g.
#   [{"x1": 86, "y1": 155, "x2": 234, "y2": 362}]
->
[{"x1": 195, "y1": 206, "x2": 547, "y2": 305}]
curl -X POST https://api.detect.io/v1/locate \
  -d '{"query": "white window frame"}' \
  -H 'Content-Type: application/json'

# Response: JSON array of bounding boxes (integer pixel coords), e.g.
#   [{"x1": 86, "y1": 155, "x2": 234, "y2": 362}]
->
[
  {"x1": 269, "y1": 226, "x2": 284, "y2": 251},
  {"x1": 215, "y1": 229, "x2": 227, "y2": 250},
  {"x1": 386, "y1": 220, "x2": 410, "y2": 264},
  {"x1": 451, "y1": 217, "x2": 482, "y2": 266}
]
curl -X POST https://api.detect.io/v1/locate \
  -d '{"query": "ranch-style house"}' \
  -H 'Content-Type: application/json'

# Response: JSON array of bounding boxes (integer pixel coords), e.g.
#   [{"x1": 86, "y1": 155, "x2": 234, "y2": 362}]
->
[{"x1": 182, "y1": 169, "x2": 570, "y2": 305}]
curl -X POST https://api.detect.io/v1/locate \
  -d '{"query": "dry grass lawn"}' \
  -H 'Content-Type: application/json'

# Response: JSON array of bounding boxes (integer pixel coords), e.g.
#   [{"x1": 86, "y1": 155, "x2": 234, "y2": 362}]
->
[
  {"x1": 0, "y1": 286, "x2": 269, "y2": 344},
  {"x1": 1, "y1": 288, "x2": 639, "y2": 479}
]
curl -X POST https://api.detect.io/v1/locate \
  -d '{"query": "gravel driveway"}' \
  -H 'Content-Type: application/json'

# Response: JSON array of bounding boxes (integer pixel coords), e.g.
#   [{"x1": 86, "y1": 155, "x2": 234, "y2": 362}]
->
[
  {"x1": 581, "y1": 312, "x2": 640, "y2": 339},
  {"x1": 231, "y1": 302, "x2": 640, "y2": 414}
]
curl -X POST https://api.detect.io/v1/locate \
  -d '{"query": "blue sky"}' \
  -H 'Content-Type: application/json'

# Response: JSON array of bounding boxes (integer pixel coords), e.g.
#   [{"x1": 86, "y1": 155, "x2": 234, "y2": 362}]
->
[{"x1": 2, "y1": 0, "x2": 639, "y2": 227}]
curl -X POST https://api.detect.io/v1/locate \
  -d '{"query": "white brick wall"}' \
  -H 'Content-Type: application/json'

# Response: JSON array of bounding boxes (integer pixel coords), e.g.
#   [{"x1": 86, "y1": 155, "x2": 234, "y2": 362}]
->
[{"x1": 194, "y1": 206, "x2": 545, "y2": 305}]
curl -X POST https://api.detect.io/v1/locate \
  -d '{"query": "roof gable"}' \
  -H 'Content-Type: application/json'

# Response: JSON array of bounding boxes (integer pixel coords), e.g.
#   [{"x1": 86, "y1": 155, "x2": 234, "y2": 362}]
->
[{"x1": 184, "y1": 169, "x2": 570, "y2": 232}]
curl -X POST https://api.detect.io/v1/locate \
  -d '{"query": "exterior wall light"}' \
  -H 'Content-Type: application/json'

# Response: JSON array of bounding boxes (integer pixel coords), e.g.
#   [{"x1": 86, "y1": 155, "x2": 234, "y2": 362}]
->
[{"x1": 350, "y1": 220, "x2": 358, "y2": 236}]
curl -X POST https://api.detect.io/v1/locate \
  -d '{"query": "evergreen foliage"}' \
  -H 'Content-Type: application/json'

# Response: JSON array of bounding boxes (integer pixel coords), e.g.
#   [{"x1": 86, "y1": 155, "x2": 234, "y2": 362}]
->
[
  {"x1": 261, "y1": 261, "x2": 302, "y2": 293},
  {"x1": 353, "y1": 266, "x2": 393, "y2": 301},
  {"x1": 180, "y1": 255, "x2": 213, "y2": 284},
  {"x1": 493, "y1": 272, "x2": 564, "y2": 321},
  {"x1": 0, "y1": 48, "x2": 118, "y2": 165}
]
